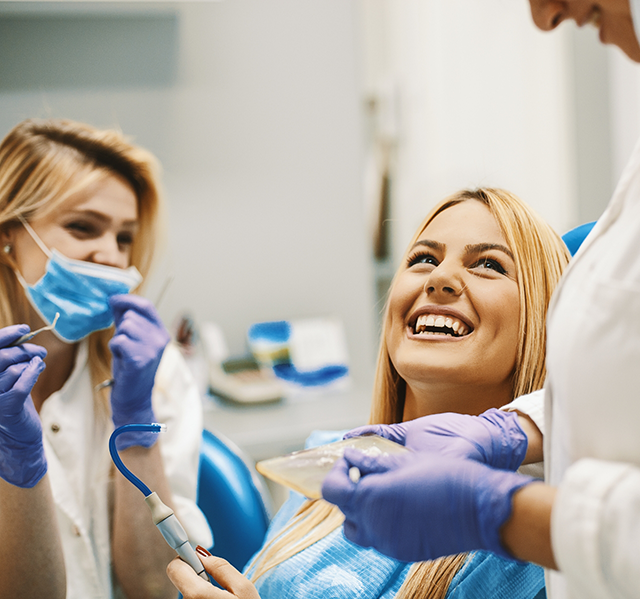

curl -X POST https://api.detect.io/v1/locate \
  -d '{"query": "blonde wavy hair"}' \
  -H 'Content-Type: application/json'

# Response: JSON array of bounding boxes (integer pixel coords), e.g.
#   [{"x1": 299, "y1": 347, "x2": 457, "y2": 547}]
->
[
  {"x1": 247, "y1": 188, "x2": 570, "y2": 598},
  {"x1": 0, "y1": 118, "x2": 164, "y2": 409}
]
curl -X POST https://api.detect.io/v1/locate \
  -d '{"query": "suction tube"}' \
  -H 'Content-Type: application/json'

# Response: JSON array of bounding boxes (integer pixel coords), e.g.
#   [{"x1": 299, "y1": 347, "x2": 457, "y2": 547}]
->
[{"x1": 109, "y1": 423, "x2": 209, "y2": 581}]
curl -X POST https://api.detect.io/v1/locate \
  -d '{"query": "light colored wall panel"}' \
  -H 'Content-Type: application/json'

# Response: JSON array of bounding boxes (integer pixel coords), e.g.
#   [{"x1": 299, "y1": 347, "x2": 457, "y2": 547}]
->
[
  {"x1": 0, "y1": 1, "x2": 377, "y2": 386},
  {"x1": 358, "y1": 0, "x2": 579, "y2": 271}
]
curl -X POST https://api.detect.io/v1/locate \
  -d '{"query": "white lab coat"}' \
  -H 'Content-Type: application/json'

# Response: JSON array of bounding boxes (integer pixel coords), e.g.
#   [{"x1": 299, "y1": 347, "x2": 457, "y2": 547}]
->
[
  {"x1": 37, "y1": 341, "x2": 212, "y2": 599},
  {"x1": 522, "y1": 136, "x2": 640, "y2": 599}
]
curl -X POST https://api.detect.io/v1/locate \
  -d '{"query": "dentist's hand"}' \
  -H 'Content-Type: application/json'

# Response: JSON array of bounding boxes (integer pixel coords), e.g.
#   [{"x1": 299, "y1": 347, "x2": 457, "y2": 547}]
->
[
  {"x1": 109, "y1": 295, "x2": 170, "y2": 448},
  {"x1": 322, "y1": 448, "x2": 534, "y2": 563},
  {"x1": 344, "y1": 408, "x2": 528, "y2": 471},
  {"x1": 0, "y1": 325, "x2": 48, "y2": 488}
]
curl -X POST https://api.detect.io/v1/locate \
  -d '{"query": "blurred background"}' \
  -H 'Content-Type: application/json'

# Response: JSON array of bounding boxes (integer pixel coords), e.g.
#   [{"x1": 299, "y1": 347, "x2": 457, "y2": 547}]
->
[{"x1": 1, "y1": 0, "x2": 639, "y2": 473}]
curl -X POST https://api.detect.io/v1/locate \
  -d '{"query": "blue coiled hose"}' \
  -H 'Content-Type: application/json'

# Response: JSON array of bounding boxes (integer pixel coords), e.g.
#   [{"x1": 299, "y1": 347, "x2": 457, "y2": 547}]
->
[{"x1": 108, "y1": 423, "x2": 165, "y2": 496}]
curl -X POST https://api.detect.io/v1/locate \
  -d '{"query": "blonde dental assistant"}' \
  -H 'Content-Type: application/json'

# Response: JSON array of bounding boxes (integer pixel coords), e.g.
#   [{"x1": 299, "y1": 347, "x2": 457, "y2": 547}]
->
[
  {"x1": 320, "y1": 2, "x2": 640, "y2": 599},
  {"x1": 0, "y1": 118, "x2": 211, "y2": 599}
]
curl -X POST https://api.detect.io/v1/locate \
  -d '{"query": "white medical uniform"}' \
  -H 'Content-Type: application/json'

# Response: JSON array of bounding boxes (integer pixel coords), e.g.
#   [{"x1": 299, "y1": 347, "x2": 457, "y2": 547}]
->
[
  {"x1": 510, "y1": 137, "x2": 640, "y2": 599},
  {"x1": 37, "y1": 341, "x2": 212, "y2": 599}
]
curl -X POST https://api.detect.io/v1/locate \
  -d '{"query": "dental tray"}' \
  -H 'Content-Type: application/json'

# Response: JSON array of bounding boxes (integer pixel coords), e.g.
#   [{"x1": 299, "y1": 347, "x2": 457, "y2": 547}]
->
[{"x1": 256, "y1": 435, "x2": 410, "y2": 499}]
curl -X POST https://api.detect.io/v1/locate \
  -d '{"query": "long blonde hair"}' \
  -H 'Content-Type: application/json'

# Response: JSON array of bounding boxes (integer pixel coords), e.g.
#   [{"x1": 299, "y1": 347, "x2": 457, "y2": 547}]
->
[
  {"x1": 248, "y1": 188, "x2": 569, "y2": 598},
  {"x1": 0, "y1": 118, "x2": 164, "y2": 408}
]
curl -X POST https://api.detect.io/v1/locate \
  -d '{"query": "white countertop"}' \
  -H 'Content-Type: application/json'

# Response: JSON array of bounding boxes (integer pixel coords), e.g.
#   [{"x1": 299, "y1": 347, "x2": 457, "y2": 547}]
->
[{"x1": 202, "y1": 384, "x2": 372, "y2": 462}]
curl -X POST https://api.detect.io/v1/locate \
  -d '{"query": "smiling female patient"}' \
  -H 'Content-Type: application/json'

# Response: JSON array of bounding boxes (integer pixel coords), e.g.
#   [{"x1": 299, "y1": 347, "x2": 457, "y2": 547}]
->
[
  {"x1": 168, "y1": 187, "x2": 569, "y2": 599},
  {"x1": 0, "y1": 118, "x2": 210, "y2": 599}
]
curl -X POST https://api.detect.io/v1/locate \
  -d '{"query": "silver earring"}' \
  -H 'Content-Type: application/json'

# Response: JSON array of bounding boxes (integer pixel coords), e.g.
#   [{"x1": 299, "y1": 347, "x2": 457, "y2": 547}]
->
[{"x1": 3, "y1": 244, "x2": 11, "y2": 254}]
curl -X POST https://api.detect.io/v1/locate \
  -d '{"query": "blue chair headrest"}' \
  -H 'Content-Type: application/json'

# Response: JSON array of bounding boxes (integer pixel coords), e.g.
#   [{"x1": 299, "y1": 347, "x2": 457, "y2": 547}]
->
[
  {"x1": 197, "y1": 429, "x2": 270, "y2": 571},
  {"x1": 562, "y1": 221, "x2": 596, "y2": 256}
]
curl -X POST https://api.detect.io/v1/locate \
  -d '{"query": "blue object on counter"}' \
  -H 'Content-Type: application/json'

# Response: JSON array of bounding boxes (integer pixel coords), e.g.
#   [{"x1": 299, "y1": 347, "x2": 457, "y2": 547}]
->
[
  {"x1": 273, "y1": 363, "x2": 349, "y2": 386},
  {"x1": 248, "y1": 321, "x2": 291, "y2": 343},
  {"x1": 248, "y1": 319, "x2": 349, "y2": 386},
  {"x1": 247, "y1": 321, "x2": 292, "y2": 366}
]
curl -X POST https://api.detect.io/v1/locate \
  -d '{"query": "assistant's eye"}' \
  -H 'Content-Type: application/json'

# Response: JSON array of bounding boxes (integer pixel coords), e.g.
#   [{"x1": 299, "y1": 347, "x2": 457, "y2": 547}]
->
[
  {"x1": 65, "y1": 221, "x2": 96, "y2": 237},
  {"x1": 470, "y1": 257, "x2": 507, "y2": 275},
  {"x1": 407, "y1": 251, "x2": 439, "y2": 268},
  {"x1": 117, "y1": 232, "x2": 135, "y2": 248}
]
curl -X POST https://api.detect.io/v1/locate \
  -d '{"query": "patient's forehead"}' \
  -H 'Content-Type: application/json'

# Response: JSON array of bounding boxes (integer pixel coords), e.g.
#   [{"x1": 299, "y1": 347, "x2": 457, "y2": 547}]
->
[{"x1": 418, "y1": 201, "x2": 508, "y2": 250}]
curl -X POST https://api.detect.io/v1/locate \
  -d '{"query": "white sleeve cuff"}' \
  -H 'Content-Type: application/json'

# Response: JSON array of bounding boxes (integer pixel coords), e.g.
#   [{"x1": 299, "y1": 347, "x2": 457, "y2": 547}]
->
[
  {"x1": 553, "y1": 458, "x2": 640, "y2": 599},
  {"x1": 501, "y1": 388, "x2": 545, "y2": 436}
]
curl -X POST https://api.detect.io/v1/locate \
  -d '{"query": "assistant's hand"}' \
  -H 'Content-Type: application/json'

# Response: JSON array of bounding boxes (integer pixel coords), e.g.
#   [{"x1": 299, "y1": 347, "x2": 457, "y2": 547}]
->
[
  {"x1": 0, "y1": 325, "x2": 48, "y2": 488},
  {"x1": 345, "y1": 408, "x2": 528, "y2": 471},
  {"x1": 167, "y1": 550, "x2": 261, "y2": 599},
  {"x1": 322, "y1": 448, "x2": 534, "y2": 563},
  {"x1": 109, "y1": 295, "x2": 170, "y2": 448}
]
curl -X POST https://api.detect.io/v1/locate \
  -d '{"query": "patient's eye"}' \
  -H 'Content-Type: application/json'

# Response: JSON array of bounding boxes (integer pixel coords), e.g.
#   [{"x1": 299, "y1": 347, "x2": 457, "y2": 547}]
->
[
  {"x1": 407, "y1": 251, "x2": 439, "y2": 268},
  {"x1": 470, "y1": 257, "x2": 507, "y2": 275}
]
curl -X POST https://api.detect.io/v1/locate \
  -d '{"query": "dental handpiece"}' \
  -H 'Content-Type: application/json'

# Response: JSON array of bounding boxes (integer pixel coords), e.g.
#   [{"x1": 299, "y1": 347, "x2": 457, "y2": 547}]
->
[
  {"x1": 109, "y1": 423, "x2": 209, "y2": 581},
  {"x1": 145, "y1": 492, "x2": 209, "y2": 580}
]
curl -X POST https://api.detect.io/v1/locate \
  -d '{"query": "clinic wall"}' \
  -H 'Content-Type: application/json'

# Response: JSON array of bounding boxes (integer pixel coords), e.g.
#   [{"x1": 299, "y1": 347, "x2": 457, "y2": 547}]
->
[
  {"x1": 0, "y1": 1, "x2": 377, "y2": 385},
  {"x1": 358, "y1": 0, "x2": 579, "y2": 268},
  {"x1": 357, "y1": 0, "x2": 638, "y2": 270},
  {"x1": 609, "y1": 45, "x2": 640, "y2": 185}
]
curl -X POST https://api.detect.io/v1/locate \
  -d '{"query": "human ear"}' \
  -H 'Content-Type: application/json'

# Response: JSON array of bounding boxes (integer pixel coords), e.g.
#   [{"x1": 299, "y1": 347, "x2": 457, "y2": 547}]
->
[
  {"x1": 0, "y1": 225, "x2": 19, "y2": 265},
  {"x1": 0, "y1": 227, "x2": 13, "y2": 254}
]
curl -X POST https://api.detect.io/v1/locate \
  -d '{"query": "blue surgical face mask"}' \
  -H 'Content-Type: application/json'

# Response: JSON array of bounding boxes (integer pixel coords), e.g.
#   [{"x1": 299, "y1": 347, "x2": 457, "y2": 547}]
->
[{"x1": 15, "y1": 217, "x2": 143, "y2": 343}]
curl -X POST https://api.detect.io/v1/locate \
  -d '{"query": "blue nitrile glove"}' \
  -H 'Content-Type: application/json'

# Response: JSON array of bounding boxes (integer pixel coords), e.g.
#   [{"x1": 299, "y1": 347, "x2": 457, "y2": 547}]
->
[
  {"x1": 0, "y1": 325, "x2": 48, "y2": 488},
  {"x1": 322, "y1": 448, "x2": 534, "y2": 563},
  {"x1": 345, "y1": 408, "x2": 527, "y2": 471},
  {"x1": 109, "y1": 295, "x2": 170, "y2": 450}
]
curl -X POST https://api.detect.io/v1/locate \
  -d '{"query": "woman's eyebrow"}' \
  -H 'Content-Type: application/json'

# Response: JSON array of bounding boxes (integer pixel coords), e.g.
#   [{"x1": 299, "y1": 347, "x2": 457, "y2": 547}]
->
[
  {"x1": 66, "y1": 209, "x2": 138, "y2": 228},
  {"x1": 410, "y1": 239, "x2": 444, "y2": 252},
  {"x1": 465, "y1": 242, "x2": 514, "y2": 260}
]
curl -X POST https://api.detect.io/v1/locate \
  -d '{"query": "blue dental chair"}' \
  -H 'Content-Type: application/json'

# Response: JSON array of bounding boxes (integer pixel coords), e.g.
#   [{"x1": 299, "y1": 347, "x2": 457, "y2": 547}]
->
[
  {"x1": 197, "y1": 428, "x2": 272, "y2": 572},
  {"x1": 562, "y1": 221, "x2": 596, "y2": 256}
]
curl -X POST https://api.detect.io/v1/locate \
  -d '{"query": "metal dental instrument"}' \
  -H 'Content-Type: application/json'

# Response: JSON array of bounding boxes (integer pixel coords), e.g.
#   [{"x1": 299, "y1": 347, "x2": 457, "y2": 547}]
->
[
  {"x1": 154, "y1": 274, "x2": 174, "y2": 311},
  {"x1": 10, "y1": 312, "x2": 60, "y2": 346}
]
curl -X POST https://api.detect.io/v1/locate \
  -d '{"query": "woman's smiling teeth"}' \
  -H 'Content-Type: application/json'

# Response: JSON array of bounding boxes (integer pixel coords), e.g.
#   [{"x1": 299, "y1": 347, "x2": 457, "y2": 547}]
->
[{"x1": 412, "y1": 314, "x2": 470, "y2": 337}]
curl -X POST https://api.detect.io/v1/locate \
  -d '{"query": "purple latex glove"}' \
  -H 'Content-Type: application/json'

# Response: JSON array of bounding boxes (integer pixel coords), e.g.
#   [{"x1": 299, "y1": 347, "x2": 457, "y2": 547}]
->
[
  {"x1": 322, "y1": 448, "x2": 534, "y2": 562},
  {"x1": 345, "y1": 408, "x2": 527, "y2": 471},
  {"x1": 109, "y1": 295, "x2": 170, "y2": 449},
  {"x1": 0, "y1": 325, "x2": 48, "y2": 488}
]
